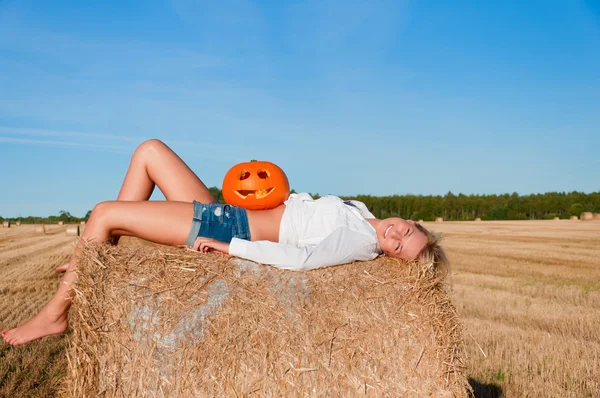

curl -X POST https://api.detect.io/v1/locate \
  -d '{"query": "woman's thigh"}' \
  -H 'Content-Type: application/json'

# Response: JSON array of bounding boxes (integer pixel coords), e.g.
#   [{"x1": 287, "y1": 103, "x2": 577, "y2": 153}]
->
[{"x1": 90, "y1": 201, "x2": 195, "y2": 247}]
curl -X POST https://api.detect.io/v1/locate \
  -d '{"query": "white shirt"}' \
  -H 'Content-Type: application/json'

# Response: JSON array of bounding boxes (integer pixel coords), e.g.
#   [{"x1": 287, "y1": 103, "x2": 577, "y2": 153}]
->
[{"x1": 228, "y1": 193, "x2": 382, "y2": 271}]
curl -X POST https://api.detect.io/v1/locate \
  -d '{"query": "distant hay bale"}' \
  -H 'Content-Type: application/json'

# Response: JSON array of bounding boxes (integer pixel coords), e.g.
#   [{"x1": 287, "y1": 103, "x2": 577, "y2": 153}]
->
[
  {"x1": 553, "y1": 217, "x2": 560, "y2": 220},
  {"x1": 2, "y1": 221, "x2": 10, "y2": 228},
  {"x1": 64, "y1": 244, "x2": 470, "y2": 397},
  {"x1": 594, "y1": 213, "x2": 600, "y2": 220},
  {"x1": 66, "y1": 225, "x2": 80, "y2": 237},
  {"x1": 35, "y1": 225, "x2": 46, "y2": 234},
  {"x1": 16, "y1": 221, "x2": 21, "y2": 226},
  {"x1": 581, "y1": 212, "x2": 593, "y2": 221},
  {"x1": 58, "y1": 221, "x2": 64, "y2": 226},
  {"x1": 435, "y1": 217, "x2": 444, "y2": 223},
  {"x1": 80, "y1": 221, "x2": 86, "y2": 225},
  {"x1": 570, "y1": 216, "x2": 578, "y2": 220},
  {"x1": 418, "y1": 219, "x2": 424, "y2": 223},
  {"x1": 474, "y1": 218, "x2": 481, "y2": 222}
]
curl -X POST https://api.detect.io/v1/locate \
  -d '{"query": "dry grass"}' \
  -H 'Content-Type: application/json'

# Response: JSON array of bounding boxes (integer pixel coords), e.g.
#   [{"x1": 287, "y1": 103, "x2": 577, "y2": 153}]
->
[
  {"x1": 422, "y1": 219, "x2": 600, "y2": 397},
  {"x1": 0, "y1": 225, "x2": 73, "y2": 397},
  {"x1": 64, "y1": 243, "x2": 467, "y2": 397},
  {"x1": 581, "y1": 212, "x2": 594, "y2": 221},
  {"x1": 1, "y1": 220, "x2": 599, "y2": 397}
]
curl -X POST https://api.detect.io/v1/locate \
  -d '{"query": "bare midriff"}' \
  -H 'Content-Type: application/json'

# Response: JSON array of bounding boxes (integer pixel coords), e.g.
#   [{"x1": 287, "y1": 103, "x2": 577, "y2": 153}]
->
[{"x1": 246, "y1": 204, "x2": 286, "y2": 242}]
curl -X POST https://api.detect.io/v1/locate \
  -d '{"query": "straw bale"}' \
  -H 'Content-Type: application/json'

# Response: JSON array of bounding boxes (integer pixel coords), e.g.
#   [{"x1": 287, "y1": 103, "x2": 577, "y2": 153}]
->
[
  {"x1": 435, "y1": 217, "x2": 444, "y2": 223},
  {"x1": 595, "y1": 213, "x2": 600, "y2": 220},
  {"x1": 2, "y1": 221, "x2": 9, "y2": 228},
  {"x1": 16, "y1": 221, "x2": 21, "y2": 226},
  {"x1": 581, "y1": 212, "x2": 593, "y2": 221},
  {"x1": 59, "y1": 221, "x2": 64, "y2": 225},
  {"x1": 35, "y1": 224, "x2": 46, "y2": 234},
  {"x1": 570, "y1": 216, "x2": 578, "y2": 220},
  {"x1": 66, "y1": 225, "x2": 80, "y2": 236},
  {"x1": 553, "y1": 217, "x2": 559, "y2": 220},
  {"x1": 80, "y1": 221, "x2": 86, "y2": 225},
  {"x1": 418, "y1": 219, "x2": 424, "y2": 223},
  {"x1": 474, "y1": 218, "x2": 481, "y2": 222},
  {"x1": 63, "y1": 244, "x2": 470, "y2": 397}
]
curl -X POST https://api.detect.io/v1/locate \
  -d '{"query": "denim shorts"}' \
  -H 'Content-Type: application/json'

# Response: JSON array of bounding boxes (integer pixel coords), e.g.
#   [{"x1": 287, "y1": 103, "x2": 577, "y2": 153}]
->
[{"x1": 185, "y1": 201, "x2": 251, "y2": 246}]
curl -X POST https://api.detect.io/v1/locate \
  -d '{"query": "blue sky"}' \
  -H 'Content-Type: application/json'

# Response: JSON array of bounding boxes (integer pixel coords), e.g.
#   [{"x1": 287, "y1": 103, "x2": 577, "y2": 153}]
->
[{"x1": 0, "y1": 0, "x2": 599, "y2": 218}]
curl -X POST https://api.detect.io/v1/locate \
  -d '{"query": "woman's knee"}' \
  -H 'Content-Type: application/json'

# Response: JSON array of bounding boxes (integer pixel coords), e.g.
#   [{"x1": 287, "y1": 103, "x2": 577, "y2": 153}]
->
[
  {"x1": 90, "y1": 201, "x2": 115, "y2": 224},
  {"x1": 135, "y1": 139, "x2": 169, "y2": 159}
]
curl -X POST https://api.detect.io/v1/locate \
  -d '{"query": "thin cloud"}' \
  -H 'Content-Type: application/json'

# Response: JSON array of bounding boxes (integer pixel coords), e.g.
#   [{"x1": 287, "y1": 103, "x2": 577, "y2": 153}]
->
[
  {"x1": 0, "y1": 126, "x2": 255, "y2": 165},
  {"x1": 0, "y1": 136, "x2": 131, "y2": 154},
  {"x1": 0, "y1": 125, "x2": 142, "y2": 143}
]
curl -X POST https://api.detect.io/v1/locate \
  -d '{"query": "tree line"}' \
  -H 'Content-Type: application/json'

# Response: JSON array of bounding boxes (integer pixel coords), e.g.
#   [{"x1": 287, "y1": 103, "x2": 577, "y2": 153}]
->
[
  {"x1": 0, "y1": 210, "x2": 91, "y2": 225},
  {"x1": 337, "y1": 191, "x2": 600, "y2": 221},
  {"x1": 1, "y1": 190, "x2": 598, "y2": 223}
]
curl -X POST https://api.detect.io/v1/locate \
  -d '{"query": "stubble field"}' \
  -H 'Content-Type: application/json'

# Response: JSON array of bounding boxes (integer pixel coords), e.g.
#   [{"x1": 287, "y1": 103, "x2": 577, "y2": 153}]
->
[{"x1": 0, "y1": 220, "x2": 599, "y2": 397}]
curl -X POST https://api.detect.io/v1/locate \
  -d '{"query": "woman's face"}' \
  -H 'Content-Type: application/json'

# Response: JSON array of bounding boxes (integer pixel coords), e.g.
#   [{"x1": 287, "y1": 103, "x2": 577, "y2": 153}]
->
[{"x1": 375, "y1": 218, "x2": 428, "y2": 260}]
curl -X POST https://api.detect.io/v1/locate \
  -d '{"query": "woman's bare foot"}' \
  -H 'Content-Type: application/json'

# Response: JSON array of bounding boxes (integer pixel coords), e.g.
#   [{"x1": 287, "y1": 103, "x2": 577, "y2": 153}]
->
[
  {"x1": 55, "y1": 263, "x2": 69, "y2": 272},
  {"x1": 2, "y1": 272, "x2": 74, "y2": 346},
  {"x1": 2, "y1": 305, "x2": 69, "y2": 346}
]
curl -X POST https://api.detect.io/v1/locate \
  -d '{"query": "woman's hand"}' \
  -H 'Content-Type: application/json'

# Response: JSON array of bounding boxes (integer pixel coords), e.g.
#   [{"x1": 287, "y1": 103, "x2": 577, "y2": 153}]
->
[{"x1": 192, "y1": 237, "x2": 230, "y2": 254}]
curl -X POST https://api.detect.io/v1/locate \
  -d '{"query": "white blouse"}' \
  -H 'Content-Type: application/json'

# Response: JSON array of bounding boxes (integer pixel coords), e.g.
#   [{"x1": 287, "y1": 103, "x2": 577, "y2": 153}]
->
[{"x1": 228, "y1": 193, "x2": 382, "y2": 271}]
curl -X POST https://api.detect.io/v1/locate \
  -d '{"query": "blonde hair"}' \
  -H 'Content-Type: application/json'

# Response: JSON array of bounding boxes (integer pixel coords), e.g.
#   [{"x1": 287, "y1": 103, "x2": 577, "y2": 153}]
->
[{"x1": 414, "y1": 222, "x2": 451, "y2": 279}]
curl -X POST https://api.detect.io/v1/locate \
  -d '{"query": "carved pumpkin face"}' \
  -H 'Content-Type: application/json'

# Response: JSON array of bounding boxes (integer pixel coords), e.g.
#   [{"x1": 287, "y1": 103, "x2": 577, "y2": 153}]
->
[{"x1": 222, "y1": 160, "x2": 290, "y2": 210}]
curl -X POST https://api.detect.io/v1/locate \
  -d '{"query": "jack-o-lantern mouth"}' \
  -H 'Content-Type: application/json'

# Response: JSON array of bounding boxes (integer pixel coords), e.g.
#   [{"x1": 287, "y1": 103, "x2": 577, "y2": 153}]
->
[{"x1": 234, "y1": 187, "x2": 275, "y2": 199}]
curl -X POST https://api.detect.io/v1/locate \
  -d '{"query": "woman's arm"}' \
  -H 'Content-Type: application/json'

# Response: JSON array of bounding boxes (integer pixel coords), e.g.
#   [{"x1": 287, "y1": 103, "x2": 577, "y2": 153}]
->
[{"x1": 228, "y1": 227, "x2": 379, "y2": 271}]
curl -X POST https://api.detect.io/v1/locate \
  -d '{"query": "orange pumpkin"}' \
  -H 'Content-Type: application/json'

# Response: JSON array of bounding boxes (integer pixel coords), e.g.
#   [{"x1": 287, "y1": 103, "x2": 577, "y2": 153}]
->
[{"x1": 222, "y1": 160, "x2": 290, "y2": 210}]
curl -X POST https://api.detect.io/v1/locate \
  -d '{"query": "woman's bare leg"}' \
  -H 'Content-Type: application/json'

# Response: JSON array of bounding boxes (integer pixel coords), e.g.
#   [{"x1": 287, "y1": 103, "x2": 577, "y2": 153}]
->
[
  {"x1": 57, "y1": 139, "x2": 215, "y2": 271},
  {"x1": 3, "y1": 201, "x2": 194, "y2": 346},
  {"x1": 117, "y1": 138, "x2": 216, "y2": 203}
]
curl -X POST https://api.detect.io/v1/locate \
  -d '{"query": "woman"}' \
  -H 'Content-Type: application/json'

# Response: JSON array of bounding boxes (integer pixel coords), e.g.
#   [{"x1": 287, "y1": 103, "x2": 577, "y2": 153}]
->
[{"x1": 2, "y1": 139, "x2": 449, "y2": 346}]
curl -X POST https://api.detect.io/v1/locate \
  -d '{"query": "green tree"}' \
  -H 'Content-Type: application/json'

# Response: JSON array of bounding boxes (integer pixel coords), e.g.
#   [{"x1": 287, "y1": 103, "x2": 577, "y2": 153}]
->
[
  {"x1": 490, "y1": 205, "x2": 508, "y2": 220},
  {"x1": 208, "y1": 187, "x2": 224, "y2": 203},
  {"x1": 58, "y1": 210, "x2": 72, "y2": 221},
  {"x1": 568, "y1": 203, "x2": 585, "y2": 217}
]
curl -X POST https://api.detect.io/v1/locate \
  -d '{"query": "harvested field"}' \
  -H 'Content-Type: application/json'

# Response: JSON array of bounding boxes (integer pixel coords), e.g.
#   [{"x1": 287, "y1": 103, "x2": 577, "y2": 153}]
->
[
  {"x1": 0, "y1": 225, "x2": 73, "y2": 397},
  {"x1": 0, "y1": 221, "x2": 599, "y2": 397},
  {"x1": 423, "y1": 220, "x2": 600, "y2": 397}
]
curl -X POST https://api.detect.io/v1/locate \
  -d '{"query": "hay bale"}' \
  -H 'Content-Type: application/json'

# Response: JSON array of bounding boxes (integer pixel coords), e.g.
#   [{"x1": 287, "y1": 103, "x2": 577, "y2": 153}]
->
[
  {"x1": 66, "y1": 225, "x2": 80, "y2": 237},
  {"x1": 553, "y1": 217, "x2": 560, "y2": 220},
  {"x1": 594, "y1": 213, "x2": 600, "y2": 220},
  {"x1": 64, "y1": 244, "x2": 470, "y2": 397},
  {"x1": 35, "y1": 224, "x2": 46, "y2": 234},
  {"x1": 2, "y1": 221, "x2": 10, "y2": 228},
  {"x1": 435, "y1": 217, "x2": 444, "y2": 223},
  {"x1": 474, "y1": 218, "x2": 481, "y2": 222},
  {"x1": 58, "y1": 221, "x2": 64, "y2": 226},
  {"x1": 581, "y1": 212, "x2": 593, "y2": 221},
  {"x1": 418, "y1": 219, "x2": 424, "y2": 223},
  {"x1": 16, "y1": 221, "x2": 21, "y2": 226},
  {"x1": 80, "y1": 221, "x2": 86, "y2": 225},
  {"x1": 570, "y1": 216, "x2": 578, "y2": 220}
]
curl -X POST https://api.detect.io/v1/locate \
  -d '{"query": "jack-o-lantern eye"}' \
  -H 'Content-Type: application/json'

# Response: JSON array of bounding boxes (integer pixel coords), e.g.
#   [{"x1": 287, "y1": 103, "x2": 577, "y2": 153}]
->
[
  {"x1": 239, "y1": 170, "x2": 251, "y2": 180},
  {"x1": 222, "y1": 161, "x2": 290, "y2": 210},
  {"x1": 257, "y1": 170, "x2": 269, "y2": 179}
]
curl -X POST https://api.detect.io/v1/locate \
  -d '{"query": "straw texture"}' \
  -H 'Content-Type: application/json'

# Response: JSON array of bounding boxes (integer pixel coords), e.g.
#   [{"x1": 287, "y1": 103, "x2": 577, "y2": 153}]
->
[{"x1": 62, "y1": 243, "x2": 469, "y2": 397}]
